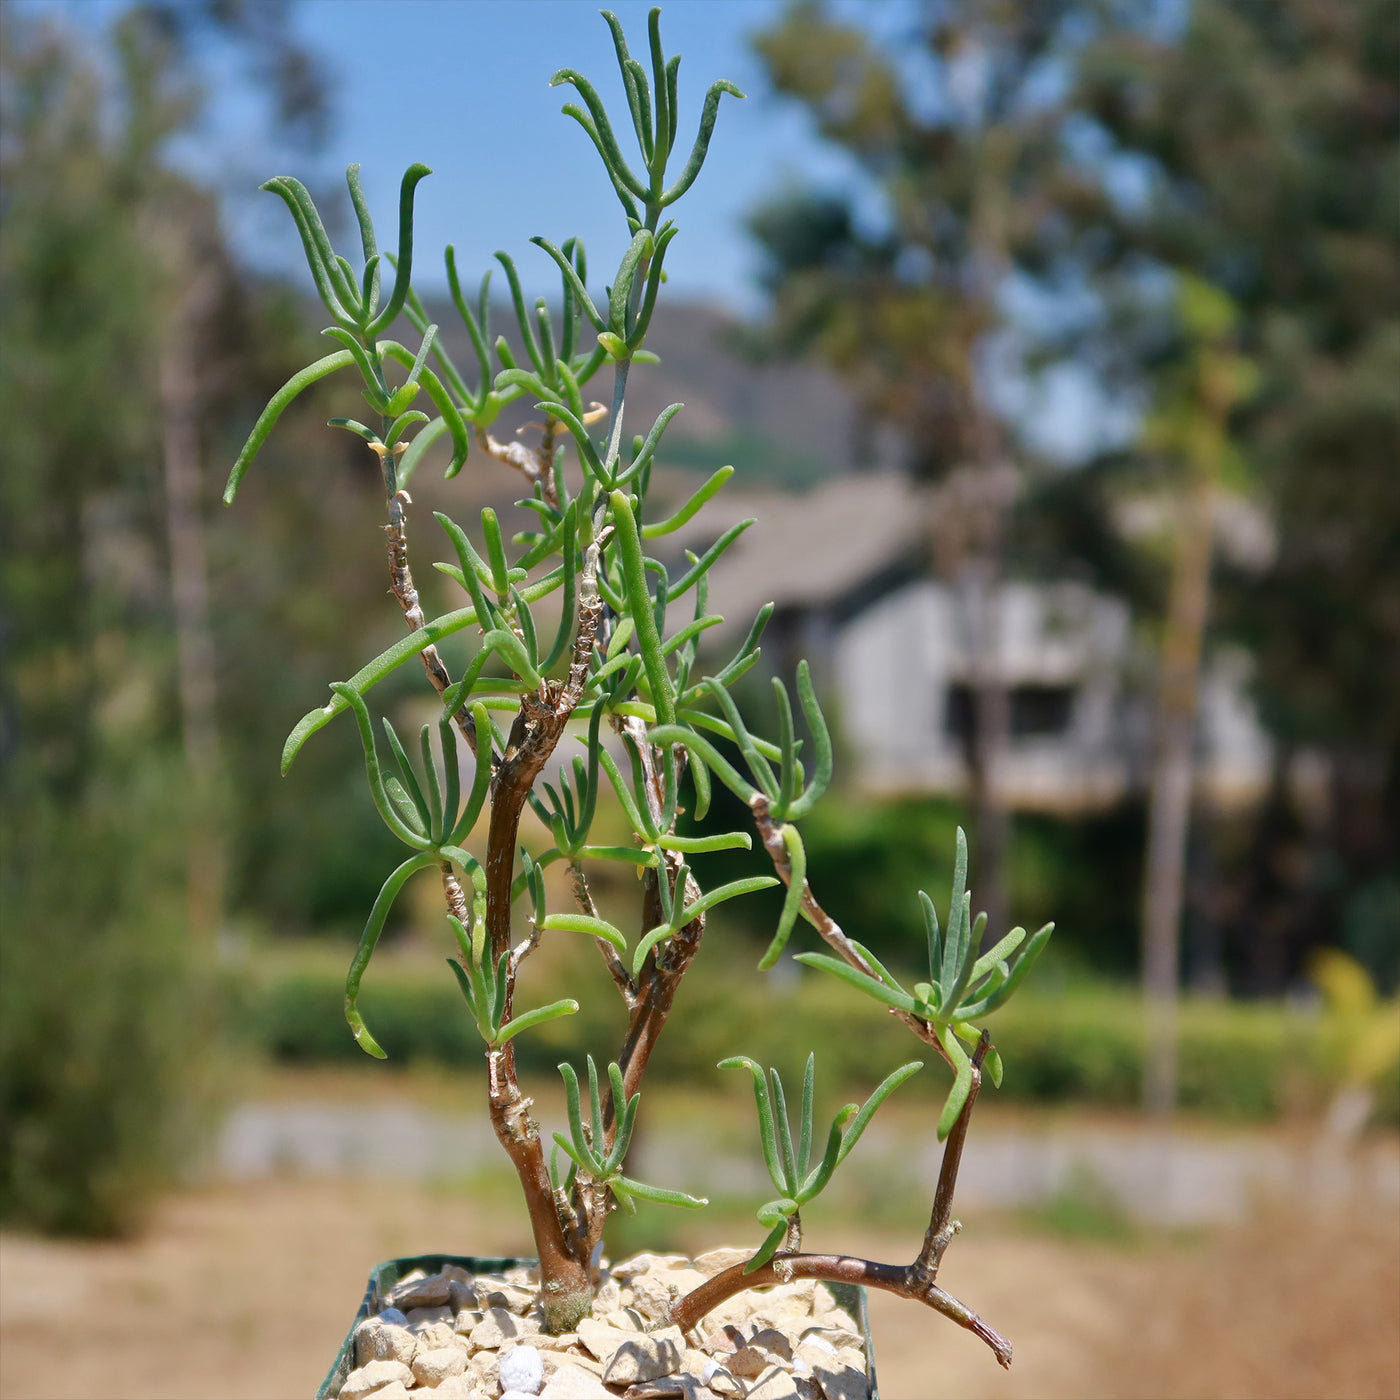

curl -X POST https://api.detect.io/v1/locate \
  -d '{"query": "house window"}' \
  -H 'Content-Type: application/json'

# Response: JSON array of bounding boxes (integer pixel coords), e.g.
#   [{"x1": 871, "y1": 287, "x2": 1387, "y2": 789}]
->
[
  {"x1": 1011, "y1": 684, "x2": 1076, "y2": 737},
  {"x1": 943, "y1": 683, "x2": 1076, "y2": 740}
]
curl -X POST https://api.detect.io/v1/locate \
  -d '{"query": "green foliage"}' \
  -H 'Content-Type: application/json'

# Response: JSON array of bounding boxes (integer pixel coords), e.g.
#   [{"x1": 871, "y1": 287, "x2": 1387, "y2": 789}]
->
[
  {"x1": 796, "y1": 828, "x2": 1052, "y2": 1137},
  {"x1": 1069, "y1": 0, "x2": 1400, "y2": 993},
  {"x1": 722, "y1": 1054, "x2": 921, "y2": 1269},
  {"x1": 0, "y1": 770, "x2": 217, "y2": 1235},
  {"x1": 551, "y1": 1057, "x2": 706, "y2": 1213},
  {"x1": 225, "y1": 7, "x2": 1052, "y2": 1308}
]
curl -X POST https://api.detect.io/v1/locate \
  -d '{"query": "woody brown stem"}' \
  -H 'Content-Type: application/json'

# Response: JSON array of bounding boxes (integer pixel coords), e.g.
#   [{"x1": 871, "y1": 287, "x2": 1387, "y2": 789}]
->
[
  {"x1": 382, "y1": 474, "x2": 477, "y2": 753},
  {"x1": 750, "y1": 794, "x2": 958, "y2": 1074},
  {"x1": 670, "y1": 1052, "x2": 1007, "y2": 1365},
  {"x1": 479, "y1": 590, "x2": 603, "y2": 1331},
  {"x1": 668, "y1": 1253, "x2": 1011, "y2": 1368},
  {"x1": 569, "y1": 860, "x2": 635, "y2": 1001},
  {"x1": 915, "y1": 1029, "x2": 989, "y2": 1280}
]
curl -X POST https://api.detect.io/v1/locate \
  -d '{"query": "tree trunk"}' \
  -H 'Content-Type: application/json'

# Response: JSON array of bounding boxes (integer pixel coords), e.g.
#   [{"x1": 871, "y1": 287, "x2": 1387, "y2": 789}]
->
[
  {"x1": 160, "y1": 269, "x2": 223, "y2": 948},
  {"x1": 1141, "y1": 464, "x2": 1215, "y2": 1116}
]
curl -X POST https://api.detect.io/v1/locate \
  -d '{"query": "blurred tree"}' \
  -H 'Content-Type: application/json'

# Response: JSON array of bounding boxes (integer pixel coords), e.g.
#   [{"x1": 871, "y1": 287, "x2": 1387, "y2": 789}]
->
[
  {"x1": 751, "y1": 0, "x2": 1398, "y2": 1012},
  {"x1": 1070, "y1": 0, "x2": 1400, "y2": 996},
  {"x1": 1137, "y1": 275, "x2": 1258, "y2": 1115},
  {"x1": 747, "y1": 0, "x2": 1099, "y2": 938},
  {"x1": 0, "y1": 0, "x2": 356, "y2": 1233}
]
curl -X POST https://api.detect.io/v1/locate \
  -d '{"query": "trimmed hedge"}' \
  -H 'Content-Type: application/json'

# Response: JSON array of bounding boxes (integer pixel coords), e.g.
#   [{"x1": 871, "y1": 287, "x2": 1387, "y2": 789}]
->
[{"x1": 235, "y1": 947, "x2": 1398, "y2": 1126}]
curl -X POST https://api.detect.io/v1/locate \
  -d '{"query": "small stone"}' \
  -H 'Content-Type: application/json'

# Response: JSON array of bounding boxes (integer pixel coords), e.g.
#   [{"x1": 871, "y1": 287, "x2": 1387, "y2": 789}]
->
[
  {"x1": 800, "y1": 1325, "x2": 863, "y2": 1353},
  {"x1": 690, "y1": 1293, "x2": 758, "y2": 1335},
  {"x1": 469, "y1": 1306, "x2": 542, "y2": 1350},
  {"x1": 453, "y1": 1308, "x2": 483, "y2": 1336},
  {"x1": 499, "y1": 1343, "x2": 546, "y2": 1395},
  {"x1": 812, "y1": 1306, "x2": 857, "y2": 1333},
  {"x1": 592, "y1": 1278, "x2": 623, "y2": 1313},
  {"x1": 483, "y1": 1281, "x2": 538, "y2": 1314},
  {"x1": 691, "y1": 1248, "x2": 751, "y2": 1279},
  {"x1": 810, "y1": 1361, "x2": 869, "y2": 1400},
  {"x1": 424, "y1": 1379, "x2": 475, "y2": 1400},
  {"x1": 749, "y1": 1329, "x2": 794, "y2": 1361},
  {"x1": 609, "y1": 1253, "x2": 689, "y2": 1282},
  {"x1": 746, "y1": 1365, "x2": 800, "y2": 1400},
  {"x1": 706, "y1": 1369, "x2": 743, "y2": 1398},
  {"x1": 576, "y1": 1316, "x2": 632, "y2": 1363},
  {"x1": 406, "y1": 1304, "x2": 455, "y2": 1329},
  {"x1": 467, "y1": 1350, "x2": 500, "y2": 1392},
  {"x1": 602, "y1": 1325, "x2": 685, "y2": 1386},
  {"x1": 388, "y1": 1270, "x2": 455, "y2": 1310},
  {"x1": 531, "y1": 1330, "x2": 580, "y2": 1352},
  {"x1": 833, "y1": 1348, "x2": 867, "y2": 1373},
  {"x1": 619, "y1": 1379, "x2": 697, "y2": 1398},
  {"x1": 630, "y1": 1267, "x2": 708, "y2": 1322},
  {"x1": 603, "y1": 1308, "x2": 649, "y2": 1332},
  {"x1": 414, "y1": 1320, "x2": 461, "y2": 1351},
  {"x1": 449, "y1": 1278, "x2": 481, "y2": 1312},
  {"x1": 727, "y1": 1346, "x2": 771, "y2": 1379},
  {"x1": 339, "y1": 1358, "x2": 413, "y2": 1400},
  {"x1": 412, "y1": 1345, "x2": 469, "y2": 1387},
  {"x1": 363, "y1": 1384, "x2": 411, "y2": 1400},
  {"x1": 355, "y1": 1317, "x2": 417, "y2": 1367},
  {"x1": 703, "y1": 1327, "x2": 745, "y2": 1355},
  {"x1": 539, "y1": 1363, "x2": 613, "y2": 1399},
  {"x1": 681, "y1": 1349, "x2": 713, "y2": 1377},
  {"x1": 377, "y1": 1307, "x2": 409, "y2": 1326},
  {"x1": 794, "y1": 1337, "x2": 839, "y2": 1369},
  {"x1": 559, "y1": 1353, "x2": 605, "y2": 1377}
]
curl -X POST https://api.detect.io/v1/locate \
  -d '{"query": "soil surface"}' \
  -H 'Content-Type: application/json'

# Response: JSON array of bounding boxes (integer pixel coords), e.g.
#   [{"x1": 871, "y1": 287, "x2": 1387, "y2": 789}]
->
[{"x1": 2, "y1": 1172, "x2": 1395, "y2": 1400}]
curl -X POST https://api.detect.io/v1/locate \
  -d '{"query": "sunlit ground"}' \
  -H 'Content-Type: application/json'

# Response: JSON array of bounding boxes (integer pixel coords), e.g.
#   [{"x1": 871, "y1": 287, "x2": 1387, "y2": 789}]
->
[{"x1": 1, "y1": 1065, "x2": 1396, "y2": 1400}]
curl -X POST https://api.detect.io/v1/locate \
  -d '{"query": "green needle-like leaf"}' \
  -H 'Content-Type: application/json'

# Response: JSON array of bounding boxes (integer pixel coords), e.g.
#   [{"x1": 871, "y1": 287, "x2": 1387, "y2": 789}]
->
[
  {"x1": 793, "y1": 952, "x2": 917, "y2": 1015},
  {"x1": 660, "y1": 79, "x2": 744, "y2": 206},
  {"x1": 224, "y1": 350, "x2": 356, "y2": 503},
  {"x1": 345, "y1": 851, "x2": 438, "y2": 1058},
  {"x1": 368, "y1": 163, "x2": 432, "y2": 335},
  {"x1": 537, "y1": 913, "x2": 628, "y2": 952},
  {"x1": 758, "y1": 825, "x2": 807, "y2": 971},
  {"x1": 496, "y1": 999, "x2": 580, "y2": 1044}
]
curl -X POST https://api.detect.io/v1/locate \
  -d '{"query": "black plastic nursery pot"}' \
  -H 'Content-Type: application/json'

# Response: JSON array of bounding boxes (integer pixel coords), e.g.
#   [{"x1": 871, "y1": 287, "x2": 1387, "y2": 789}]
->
[{"x1": 318, "y1": 1253, "x2": 880, "y2": 1400}]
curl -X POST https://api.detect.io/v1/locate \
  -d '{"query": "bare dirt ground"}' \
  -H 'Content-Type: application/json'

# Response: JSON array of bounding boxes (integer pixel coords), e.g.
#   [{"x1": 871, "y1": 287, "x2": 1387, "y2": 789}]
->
[{"x1": 2, "y1": 1172, "x2": 1395, "y2": 1400}]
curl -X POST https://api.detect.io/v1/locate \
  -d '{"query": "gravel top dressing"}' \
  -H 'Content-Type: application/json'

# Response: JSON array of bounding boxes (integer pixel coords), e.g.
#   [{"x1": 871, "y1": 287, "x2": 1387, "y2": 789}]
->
[{"x1": 333, "y1": 1252, "x2": 872, "y2": 1400}]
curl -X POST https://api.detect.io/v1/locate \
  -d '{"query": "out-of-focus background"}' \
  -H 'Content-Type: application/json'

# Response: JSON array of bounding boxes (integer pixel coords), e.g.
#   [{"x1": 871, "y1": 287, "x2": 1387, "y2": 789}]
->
[{"x1": 1, "y1": 1, "x2": 1396, "y2": 1397}]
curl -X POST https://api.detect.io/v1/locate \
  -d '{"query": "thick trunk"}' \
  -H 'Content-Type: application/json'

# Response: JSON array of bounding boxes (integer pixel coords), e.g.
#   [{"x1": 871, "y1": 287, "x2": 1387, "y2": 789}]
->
[{"x1": 1141, "y1": 465, "x2": 1215, "y2": 1116}]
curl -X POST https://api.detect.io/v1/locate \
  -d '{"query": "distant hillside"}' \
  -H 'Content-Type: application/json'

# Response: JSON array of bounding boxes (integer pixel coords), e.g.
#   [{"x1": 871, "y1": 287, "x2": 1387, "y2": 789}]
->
[{"x1": 418, "y1": 295, "x2": 866, "y2": 489}]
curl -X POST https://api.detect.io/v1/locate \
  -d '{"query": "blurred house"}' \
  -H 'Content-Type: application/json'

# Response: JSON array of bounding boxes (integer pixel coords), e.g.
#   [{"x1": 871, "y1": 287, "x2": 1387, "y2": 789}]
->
[{"x1": 664, "y1": 469, "x2": 1272, "y2": 814}]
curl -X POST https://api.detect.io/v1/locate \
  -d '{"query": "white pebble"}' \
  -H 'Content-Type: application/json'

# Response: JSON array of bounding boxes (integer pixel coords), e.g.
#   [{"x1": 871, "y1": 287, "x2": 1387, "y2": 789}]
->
[
  {"x1": 499, "y1": 1343, "x2": 545, "y2": 1395},
  {"x1": 378, "y1": 1307, "x2": 409, "y2": 1325}
]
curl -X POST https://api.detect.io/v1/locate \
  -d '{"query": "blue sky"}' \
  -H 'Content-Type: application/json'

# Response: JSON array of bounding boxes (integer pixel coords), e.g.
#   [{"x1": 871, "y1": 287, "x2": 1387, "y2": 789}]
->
[
  {"x1": 23, "y1": 0, "x2": 1134, "y2": 462},
  {"x1": 32, "y1": 0, "x2": 885, "y2": 313}
]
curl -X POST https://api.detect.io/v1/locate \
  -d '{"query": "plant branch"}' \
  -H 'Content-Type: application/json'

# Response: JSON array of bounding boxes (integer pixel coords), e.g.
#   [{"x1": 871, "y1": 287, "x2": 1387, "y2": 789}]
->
[
  {"x1": 669, "y1": 1044, "x2": 1007, "y2": 1363},
  {"x1": 915, "y1": 1028, "x2": 989, "y2": 1280},
  {"x1": 668, "y1": 1253, "x2": 1011, "y2": 1368},
  {"x1": 569, "y1": 859, "x2": 636, "y2": 1001},
  {"x1": 750, "y1": 794, "x2": 958, "y2": 1074},
  {"x1": 479, "y1": 559, "x2": 603, "y2": 1331},
  {"x1": 380, "y1": 471, "x2": 477, "y2": 753}
]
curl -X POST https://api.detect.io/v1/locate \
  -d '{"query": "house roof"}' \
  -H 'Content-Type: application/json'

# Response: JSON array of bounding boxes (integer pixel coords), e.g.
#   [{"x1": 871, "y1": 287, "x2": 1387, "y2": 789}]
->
[{"x1": 657, "y1": 468, "x2": 925, "y2": 639}]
